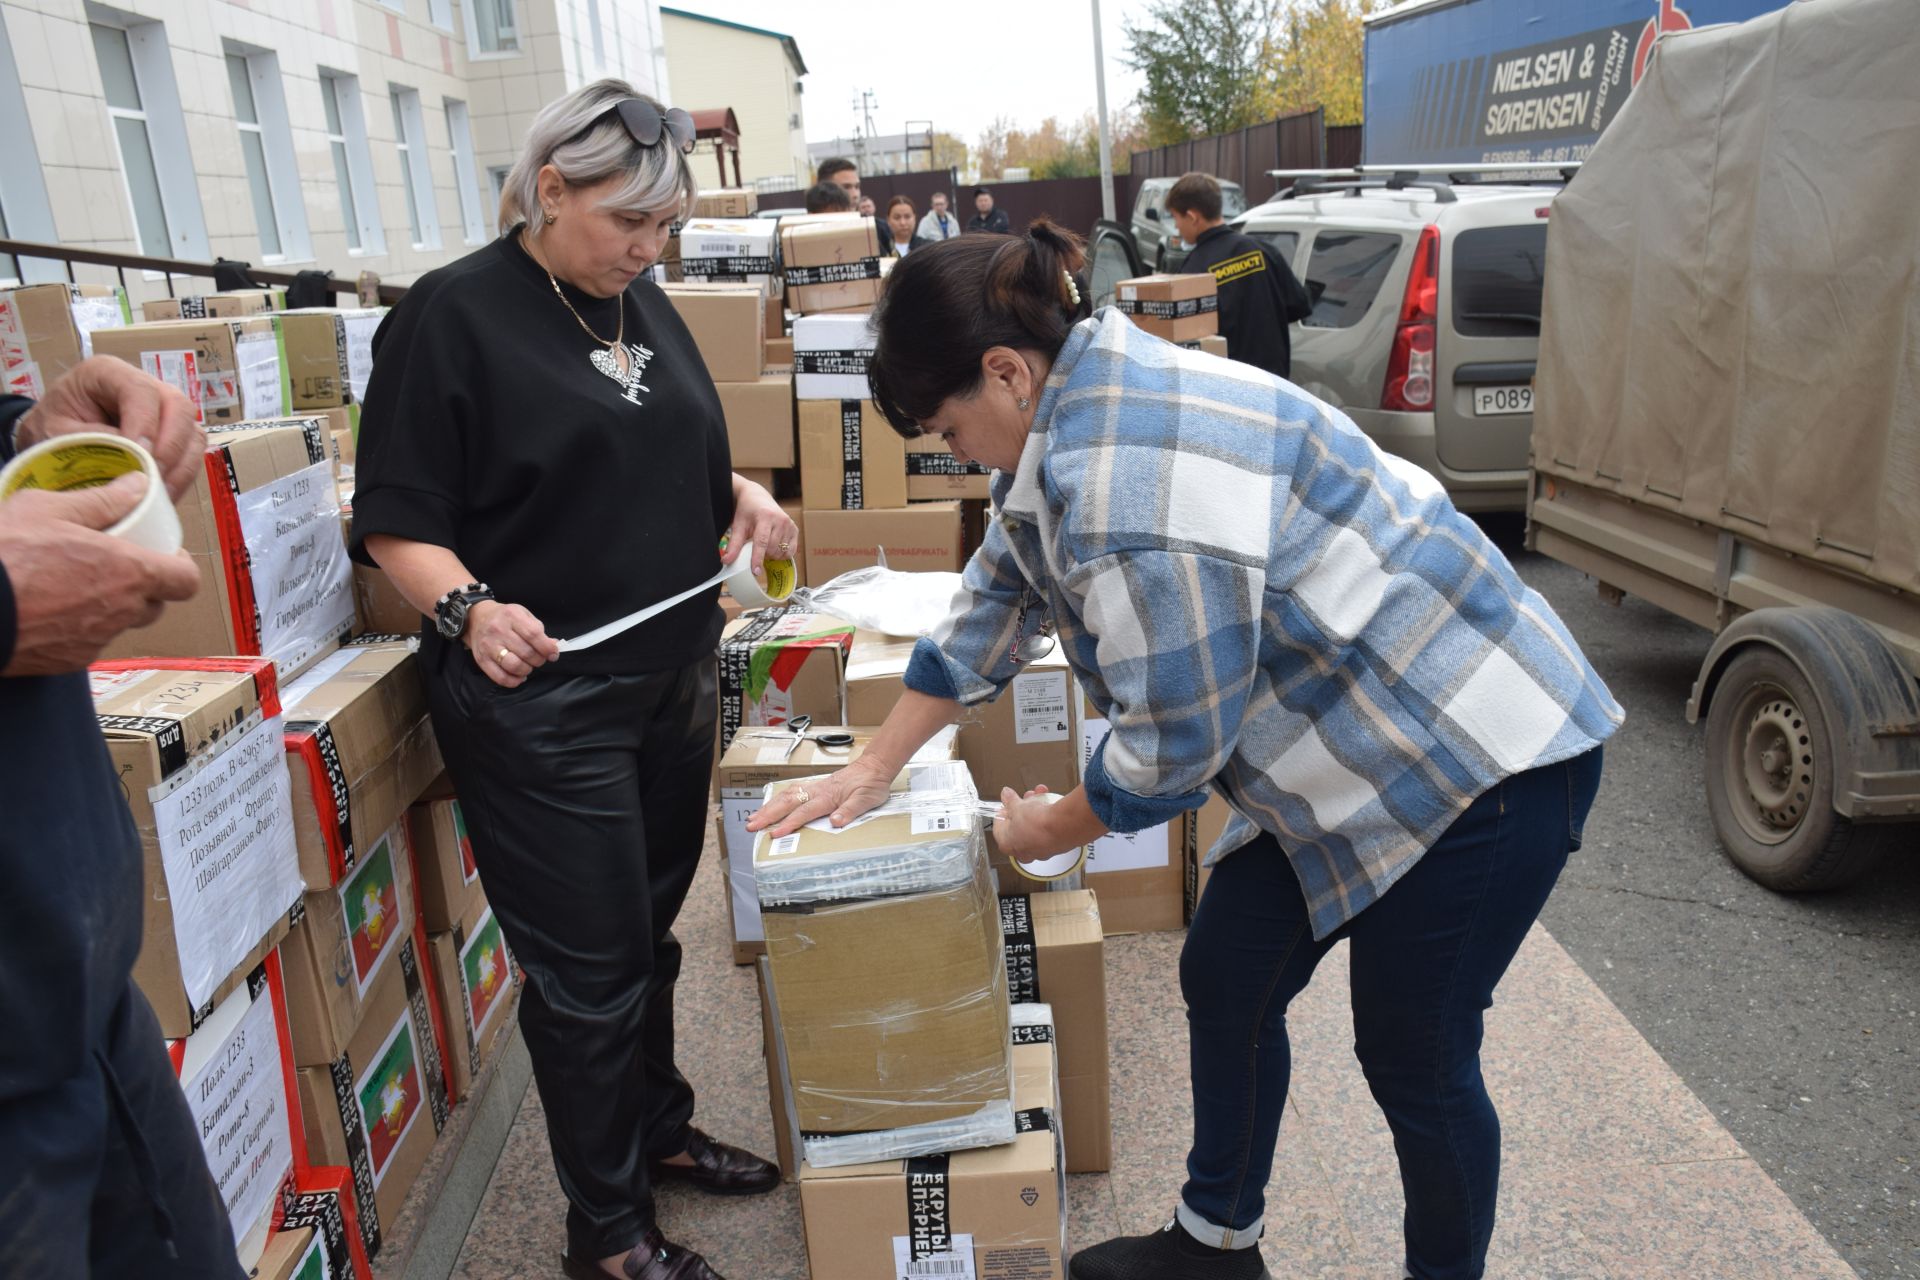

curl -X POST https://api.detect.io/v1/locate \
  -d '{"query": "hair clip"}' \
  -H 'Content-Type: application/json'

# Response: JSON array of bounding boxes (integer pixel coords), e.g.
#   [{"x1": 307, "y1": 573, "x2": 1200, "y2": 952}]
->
[{"x1": 1062, "y1": 270, "x2": 1081, "y2": 310}]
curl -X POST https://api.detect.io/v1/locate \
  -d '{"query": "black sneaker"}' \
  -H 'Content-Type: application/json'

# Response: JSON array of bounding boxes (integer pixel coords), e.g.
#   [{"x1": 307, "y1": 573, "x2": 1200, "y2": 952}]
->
[{"x1": 1069, "y1": 1217, "x2": 1271, "y2": 1280}]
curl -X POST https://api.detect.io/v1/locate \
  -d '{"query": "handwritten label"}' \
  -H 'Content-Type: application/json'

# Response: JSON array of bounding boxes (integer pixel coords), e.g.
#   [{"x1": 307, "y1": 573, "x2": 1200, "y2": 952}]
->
[
  {"x1": 179, "y1": 982, "x2": 293, "y2": 1245},
  {"x1": 234, "y1": 461, "x2": 355, "y2": 672}
]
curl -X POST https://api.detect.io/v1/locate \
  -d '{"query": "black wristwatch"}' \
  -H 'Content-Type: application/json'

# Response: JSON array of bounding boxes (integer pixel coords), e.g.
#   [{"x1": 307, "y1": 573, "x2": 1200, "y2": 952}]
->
[{"x1": 434, "y1": 583, "x2": 495, "y2": 640}]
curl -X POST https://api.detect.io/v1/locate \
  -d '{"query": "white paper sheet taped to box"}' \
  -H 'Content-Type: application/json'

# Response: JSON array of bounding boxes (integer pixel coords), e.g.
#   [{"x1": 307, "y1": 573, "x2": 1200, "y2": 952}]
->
[
  {"x1": 1012, "y1": 669, "x2": 1070, "y2": 745},
  {"x1": 234, "y1": 459, "x2": 356, "y2": 674},
  {"x1": 1078, "y1": 714, "x2": 1172, "y2": 873},
  {"x1": 149, "y1": 712, "x2": 303, "y2": 1011},
  {"x1": 179, "y1": 979, "x2": 294, "y2": 1252},
  {"x1": 235, "y1": 332, "x2": 284, "y2": 421}
]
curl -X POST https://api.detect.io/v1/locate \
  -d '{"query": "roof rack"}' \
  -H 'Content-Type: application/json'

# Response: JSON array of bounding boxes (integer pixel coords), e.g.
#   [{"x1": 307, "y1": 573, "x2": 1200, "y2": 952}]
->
[{"x1": 1268, "y1": 161, "x2": 1580, "y2": 203}]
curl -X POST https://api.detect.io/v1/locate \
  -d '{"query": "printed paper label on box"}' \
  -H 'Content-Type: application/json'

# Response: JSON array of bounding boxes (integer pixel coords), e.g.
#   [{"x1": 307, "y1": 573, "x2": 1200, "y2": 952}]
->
[
  {"x1": 341, "y1": 312, "x2": 382, "y2": 403},
  {"x1": 354, "y1": 1010, "x2": 426, "y2": 1188},
  {"x1": 142, "y1": 350, "x2": 204, "y2": 421},
  {"x1": 891, "y1": 1233, "x2": 975, "y2": 1280},
  {"x1": 150, "y1": 713, "x2": 302, "y2": 1011},
  {"x1": 1012, "y1": 669, "x2": 1070, "y2": 744},
  {"x1": 180, "y1": 982, "x2": 294, "y2": 1245},
  {"x1": 234, "y1": 460, "x2": 355, "y2": 669},
  {"x1": 1080, "y1": 715, "x2": 1173, "y2": 873},
  {"x1": 340, "y1": 830, "x2": 404, "y2": 998},
  {"x1": 235, "y1": 332, "x2": 284, "y2": 420},
  {"x1": 458, "y1": 907, "x2": 513, "y2": 1043},
  {"x1": 720, "y1": 787, "x2": 764, "y2": 944},
  {"x1": 70, "y1": 293, "x2": 127, "y2": 356}
]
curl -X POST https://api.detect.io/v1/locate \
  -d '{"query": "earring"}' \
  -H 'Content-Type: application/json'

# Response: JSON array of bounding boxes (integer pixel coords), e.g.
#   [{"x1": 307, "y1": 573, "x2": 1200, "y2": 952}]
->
[
  {"x1": 543, "y1": 208, "x2": 556, "y2": 224},
  {"x1": 1017, "y1": 396, "x2": 1031, "y2": 411}
]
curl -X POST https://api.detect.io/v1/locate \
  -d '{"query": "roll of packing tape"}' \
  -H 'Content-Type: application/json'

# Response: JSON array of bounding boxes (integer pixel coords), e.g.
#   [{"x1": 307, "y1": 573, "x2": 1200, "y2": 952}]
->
[
  {"x1": 727, "y1": 554, "x2": 796, "y2": 608},
  {"x1": 1004, "y1": 792, "x2": 1087, "y2": 882},
  {"x1": 0, "y1": 431, "x2": 182, "y2": 554}
]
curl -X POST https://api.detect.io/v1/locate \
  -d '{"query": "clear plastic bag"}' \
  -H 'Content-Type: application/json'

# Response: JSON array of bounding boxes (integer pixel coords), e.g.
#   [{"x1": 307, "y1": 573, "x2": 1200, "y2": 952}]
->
[{"x1": 793, "y1": 565, "x2": 963, "y2": 638}]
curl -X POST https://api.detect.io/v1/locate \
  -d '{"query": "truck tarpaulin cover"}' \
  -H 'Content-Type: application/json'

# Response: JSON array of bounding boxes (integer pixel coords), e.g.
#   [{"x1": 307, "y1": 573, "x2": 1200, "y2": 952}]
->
[{"x1": 1533, "y1": 0, "x2": 1920, "y2": 594}]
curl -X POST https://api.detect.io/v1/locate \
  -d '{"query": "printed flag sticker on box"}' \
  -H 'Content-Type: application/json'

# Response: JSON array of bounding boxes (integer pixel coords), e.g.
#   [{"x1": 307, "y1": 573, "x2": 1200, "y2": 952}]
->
[
  {"x1": 461, "y1": 908, "x2": 512, "y2": 1036},
  {"x1": 342, "y1": 833, "x2": 403, "y2": 997},
  {"x1": 355, "y1": 1015, "x2": 426, "y2": 1189}
]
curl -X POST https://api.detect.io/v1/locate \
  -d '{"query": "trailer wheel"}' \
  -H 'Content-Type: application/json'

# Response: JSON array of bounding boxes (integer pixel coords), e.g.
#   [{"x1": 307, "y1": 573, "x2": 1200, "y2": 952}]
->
[{"x1": 1704, "y1": 647, "x2": 1892, "y2": 890}]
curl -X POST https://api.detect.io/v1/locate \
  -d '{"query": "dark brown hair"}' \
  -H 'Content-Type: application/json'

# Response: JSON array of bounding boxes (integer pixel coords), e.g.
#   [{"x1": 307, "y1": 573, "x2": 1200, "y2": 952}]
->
[
  {"x1": 1166, "y1": 171, "x2": 1222, "y2": 221},
  {"x1": 816, "y1": 156, "x2": 857, "y2": 181},
  {"x1": 804, "y1": 180, "x2": 852, "y2": 213},
  {"x1": 886, "y1": 193, "x2": 915, "y2": 214},
  {"x1": 868, "y1": 219, "x2": 1090, "y2": 437}
]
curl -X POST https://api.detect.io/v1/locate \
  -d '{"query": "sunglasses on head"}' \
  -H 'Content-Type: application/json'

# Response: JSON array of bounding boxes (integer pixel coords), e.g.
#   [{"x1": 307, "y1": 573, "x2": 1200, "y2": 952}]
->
[{"x1": 565, "y1": 98, "x2": 697, "y2": 154}]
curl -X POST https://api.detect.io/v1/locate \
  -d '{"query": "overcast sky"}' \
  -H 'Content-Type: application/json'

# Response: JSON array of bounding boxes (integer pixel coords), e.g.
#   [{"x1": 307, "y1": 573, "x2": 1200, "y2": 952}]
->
[{"x1": 665, "y1": 1, "x2": 1155, "y2": 147}]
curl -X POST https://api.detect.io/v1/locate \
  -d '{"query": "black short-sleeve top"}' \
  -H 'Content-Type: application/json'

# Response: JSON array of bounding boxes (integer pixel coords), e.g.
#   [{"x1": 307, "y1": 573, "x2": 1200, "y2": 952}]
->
[{"x1": 349, "y1": 231, "x2": 734, "y2": 675}]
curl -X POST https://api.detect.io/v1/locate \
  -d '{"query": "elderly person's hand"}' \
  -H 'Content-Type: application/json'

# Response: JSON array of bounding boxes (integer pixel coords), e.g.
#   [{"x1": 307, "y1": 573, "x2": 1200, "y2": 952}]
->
[
  {"x1": 0, "y1": 476, "x2": 201, "y2": 676},
  {"x1": 466, "y1": 600, "x2": 561, "y2": 689},
  {"x1": 723, "y1": 476, "x2": 799, "y2": 576},
  {"x1": 15, "y1": 357, "x2": 205, "y2": 500},
  {"x1": 746, "y1": 755, "x2": 896, "y2": 837}
]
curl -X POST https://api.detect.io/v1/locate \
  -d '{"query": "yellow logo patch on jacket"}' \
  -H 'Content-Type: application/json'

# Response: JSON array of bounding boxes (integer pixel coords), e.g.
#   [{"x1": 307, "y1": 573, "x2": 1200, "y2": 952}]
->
[{"x1": 1209, "y1": 250, "x2": 1267, "y2": 286}]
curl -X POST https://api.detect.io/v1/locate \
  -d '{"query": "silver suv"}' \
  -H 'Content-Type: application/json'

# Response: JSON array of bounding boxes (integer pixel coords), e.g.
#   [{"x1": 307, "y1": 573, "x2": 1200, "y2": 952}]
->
[
  {"x1": 1238, "y1": 175, "x2": 1558, "y2": 512},
  {"x1": 1130, "y1": 176, "x2": 1246, "y2": 273}
]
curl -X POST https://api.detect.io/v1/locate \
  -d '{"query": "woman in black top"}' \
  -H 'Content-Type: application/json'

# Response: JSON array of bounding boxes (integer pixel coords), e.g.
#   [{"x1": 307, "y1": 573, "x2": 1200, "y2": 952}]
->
[{"x1": 350, "y1": 79, "x2": 790, "y2": 1280}]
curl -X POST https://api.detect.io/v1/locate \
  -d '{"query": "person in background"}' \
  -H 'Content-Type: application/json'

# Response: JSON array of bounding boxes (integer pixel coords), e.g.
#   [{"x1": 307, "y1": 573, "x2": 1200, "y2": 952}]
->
[
  {"x1": 816, "y1": 156, "x2": 860, "y2": 206},
  {"x1": 884, "y1": 194, "x2": 924, "y2": 256},
  {"x1": 804, "y1": 180, "x2": 852, "y2": 214},
  {"x1": 967, "y1": 185, "x2": 1011, "y2": 234},
  {"x1": 0, "y1": 359, "x2": 233, "y2": 1279},
  {"x1": 917, "y1": 190, "x2": 963, "y2": 242},
  {"x1": 353, "y1": 78, "x2": 790, "y2": 1280},
  {"x1": 857, "y1": 194, "x2": 877, "y2": 217},
  {"x1": 1168, "y1": 171, "x2": 1312, "y2": 379}
]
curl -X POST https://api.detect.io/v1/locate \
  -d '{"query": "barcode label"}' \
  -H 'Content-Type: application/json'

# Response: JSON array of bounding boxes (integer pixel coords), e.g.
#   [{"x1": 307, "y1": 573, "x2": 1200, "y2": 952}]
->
[
  {"x1": 910, "y1": 810, "x2": 965, "y2": 835},
  {"x1": 893, "y1": 1234, "x2": 975, "y2": 1280}
]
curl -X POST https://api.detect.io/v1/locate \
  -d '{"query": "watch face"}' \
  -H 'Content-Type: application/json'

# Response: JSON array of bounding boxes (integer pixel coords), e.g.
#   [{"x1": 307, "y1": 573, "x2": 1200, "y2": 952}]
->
[{"x1": 437, "y1": 594, "x2": 468, "y2": 639}]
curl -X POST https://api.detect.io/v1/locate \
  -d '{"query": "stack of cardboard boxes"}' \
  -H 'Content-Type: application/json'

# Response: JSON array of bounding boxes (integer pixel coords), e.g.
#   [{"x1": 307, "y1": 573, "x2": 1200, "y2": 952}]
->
[{"x1": 0, "y1": 280, "x2": 132, "y2": 395}]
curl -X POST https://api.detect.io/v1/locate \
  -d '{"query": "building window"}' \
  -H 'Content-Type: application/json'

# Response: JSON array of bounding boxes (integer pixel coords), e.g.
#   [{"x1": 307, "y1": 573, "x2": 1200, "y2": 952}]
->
[
  {"x1": 0, "y1": 201, "x2": 16, "y2": 286},
  {"x1": 469, "y1": 0, "x2": 521, "y2": 55},
  {"x1": 427, "y1": 0, "x2": 453, "y2": 31},
  {"x1": 444, "y1": 98, "x2": 487, "y2": 243},
  {"x1": 88, "y1": 17, "x2": 206, "y2": 261},
  {"x1": 390, "y1": 86, "x2": 439, "y2": 249},
  {"x1": 224, "y1": 48, "x2": 309, "y2": 261},
  {"x1": 0, "y1": 10, "x2": 58, "y2": 283},
  {"x1": 321, "y1": 72, "x2": 385, "y2": 255},
  {"x1": 91, "y1": 23, "x2": 170, "y2": 257}
]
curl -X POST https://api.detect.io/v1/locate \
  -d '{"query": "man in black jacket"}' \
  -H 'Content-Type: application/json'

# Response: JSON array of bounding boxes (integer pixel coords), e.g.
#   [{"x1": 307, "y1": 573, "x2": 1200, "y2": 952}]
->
[
  {"x1": 0, "y1": 359, "x2": 234, "y2": 1279},
  {"x1": 1169, "y1": 171, "x2": 1313, "y2": 379},
  {"x1": 966, "y1": 187, "x2": 1012, "y2": 235}
]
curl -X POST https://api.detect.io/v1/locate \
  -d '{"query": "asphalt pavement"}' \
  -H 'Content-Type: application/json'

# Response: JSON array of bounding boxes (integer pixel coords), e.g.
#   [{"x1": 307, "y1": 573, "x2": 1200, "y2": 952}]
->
[{"x1": 1499, "y1": 521, "x2": 1920, "y2": 1280}]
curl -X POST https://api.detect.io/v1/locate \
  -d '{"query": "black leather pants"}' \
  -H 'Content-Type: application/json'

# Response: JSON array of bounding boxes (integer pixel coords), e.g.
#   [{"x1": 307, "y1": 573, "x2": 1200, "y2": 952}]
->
[{"x1": 426, "y1": 647, "x2": 718, "y2": 1260}]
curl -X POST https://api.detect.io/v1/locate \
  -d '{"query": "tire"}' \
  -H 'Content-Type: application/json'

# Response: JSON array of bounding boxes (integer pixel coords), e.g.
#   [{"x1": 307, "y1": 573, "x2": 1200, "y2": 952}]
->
[{"x1": 1703, "y1": 647, "x2": 1893, "y2": 891}]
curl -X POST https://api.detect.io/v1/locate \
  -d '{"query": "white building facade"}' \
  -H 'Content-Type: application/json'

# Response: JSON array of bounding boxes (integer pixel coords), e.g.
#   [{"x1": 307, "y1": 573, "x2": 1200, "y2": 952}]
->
[{"x1": 0, "y1": 0, "x2": 671, "y2": 292}]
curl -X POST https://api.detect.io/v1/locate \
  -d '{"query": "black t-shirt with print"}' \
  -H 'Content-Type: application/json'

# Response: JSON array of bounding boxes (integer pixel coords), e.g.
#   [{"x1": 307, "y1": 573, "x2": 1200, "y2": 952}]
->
[{"x1": 350, "y1": 231, "x2": 733, "y2": 676}]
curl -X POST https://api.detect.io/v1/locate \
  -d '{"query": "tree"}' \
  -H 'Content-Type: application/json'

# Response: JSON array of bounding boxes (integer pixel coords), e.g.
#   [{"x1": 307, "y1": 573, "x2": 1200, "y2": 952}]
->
[
  {"x1": 1123, "y1": 0, "x2": 1283, "y2": 145},
  {"x1": 929, "y1": 131, "x2": 970, "y2": 174},
  {"x1": 1269, "y1": 0, "x2": 1374, "y2": 126},
  {"x1": 973, "y1": 110, "x2": 1150, "y2": 182}
]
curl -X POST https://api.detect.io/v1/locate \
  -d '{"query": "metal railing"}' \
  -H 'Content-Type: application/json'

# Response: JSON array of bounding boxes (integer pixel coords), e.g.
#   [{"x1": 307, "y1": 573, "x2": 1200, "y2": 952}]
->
[{"x1": 0, "y1": 237, "x2": 409, "y2": 305}]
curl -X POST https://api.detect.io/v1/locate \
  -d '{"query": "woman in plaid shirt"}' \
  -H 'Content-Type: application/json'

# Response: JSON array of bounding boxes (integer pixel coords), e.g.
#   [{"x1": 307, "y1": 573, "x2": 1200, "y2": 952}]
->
[{"x1": 751, "y1": 222, "x2": 1621, "y2": 1280}]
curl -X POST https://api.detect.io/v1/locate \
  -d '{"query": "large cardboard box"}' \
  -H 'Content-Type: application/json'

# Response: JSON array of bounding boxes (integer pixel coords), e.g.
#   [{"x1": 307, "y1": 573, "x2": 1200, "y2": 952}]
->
[
  {"x1": 165, "y1": 950, "x2": 303, "y2": 1269},
  {"x1": 797, "y1": 398, "x2": 907, "y2": 510},
  {"x1": 718, "y1": 369, "x2": 796, "y2": 466},
  {"x1": 764, "y1": 335, "x2": 794, "y2": 366},
  {"x1": 427, "y1": 891, "x2": 520, "y2": 1100},
  {"x1": 410, "y1": 786, "x2": 482, "y2": 933},
  {"x1": 1186, "y1": 792, "x2": 1235, "y2": 923},
  {"x1": 142, "y1": 288, "x2": 283, "y2": 322},
  {"x1": 758, "y1": 761, "x2": 1010, "y2": 1134},
  {"x1": 780, "y1": 213, "x2": 885, "y2": 314},
  {"x1": 804, "y1": 503, "x2": 964, "y2": 584},
  {"x1": 99, "y1": 419, "x2": 355, "y2": 677},
  {"x1": 791, "y1": 311, "x2": 873, "y2": 400},
  {"x1": 717, "y1": 608, "x2": 854, "y2": 752},
  {"x1": 678, "y1": 217, "x2": 779, "y2": 292},
  {"x1": 92, "y1": 315, "x2": 285, "y2": 425},
  {"x1": 281, "y1": 819, "x2": 419, "y2": 1066},
  {"x1": 280, "y1": 1165, "x2": 375, "y2": 1280},
  {"x1": 91, "y1": 658, "x2": 304, "y2": 1037},
  {"x1": 273, "y1": 309, "x2": 375, "y2": 409},
  {"x1": 695, "y1": 187, "x2": 759, "y2": 218},
  {"x1": 662, "y1": 281, "x2": 766, "y2": 382},
  {"x1": 998, "y1": 891, "x2": 1109, "y2": 1172},
  {"x1": 905, "y1": 435, "x2": 993, "y2": 500},
  {"x1": 351, "y1": 562, "x2": 421, "y2": 637},
  {"x1": 0, "y1": 281, "x2": 128, "y2": 395},
  {"x1": 1078, "y1": 693, "x2": 1187, "y2": 934},
  {"x1": 295, "y1": 937, "x2": 452, "y2": 1257},
  {"x1": 956, "y1": 650, "x2": 1078, "y2": 871},
  {"x1": 797, "y1": 1022, "x2": 1065, "y2": 1280},
  {"x1": 1114, "y1": 272, "x2": 1220, "y2": 343},
  {"x1": 279, "y1": 638, "x2": 443, "y2": 890}
]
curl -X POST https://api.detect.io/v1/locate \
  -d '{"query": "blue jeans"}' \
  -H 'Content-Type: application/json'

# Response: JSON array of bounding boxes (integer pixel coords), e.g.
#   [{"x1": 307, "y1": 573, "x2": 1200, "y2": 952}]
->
[{"x1": 1179, "y1": 748, "x2": 1604, "y2": 1280}]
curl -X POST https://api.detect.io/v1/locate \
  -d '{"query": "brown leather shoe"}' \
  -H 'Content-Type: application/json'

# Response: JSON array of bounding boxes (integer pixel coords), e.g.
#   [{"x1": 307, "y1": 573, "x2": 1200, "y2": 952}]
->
[
  {"x1": 560, "y1": 1228, "x2": 726, "y2": 1280},
  {"x1": 648, "y1": 1127, "x2": 780, "y2": 1196}
]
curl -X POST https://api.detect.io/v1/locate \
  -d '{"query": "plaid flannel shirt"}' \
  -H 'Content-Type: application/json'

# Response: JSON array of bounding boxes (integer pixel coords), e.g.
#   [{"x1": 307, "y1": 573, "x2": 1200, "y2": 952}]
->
[{"x1": 904, "y1": 310, "x2": 1623, "y2": 937}]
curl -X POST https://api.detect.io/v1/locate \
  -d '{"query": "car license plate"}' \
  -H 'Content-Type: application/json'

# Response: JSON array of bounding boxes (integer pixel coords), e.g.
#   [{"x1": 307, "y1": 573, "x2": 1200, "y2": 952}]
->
[{"x1": 1473, "y1": 384, "x2": 1533, "y2": 416}]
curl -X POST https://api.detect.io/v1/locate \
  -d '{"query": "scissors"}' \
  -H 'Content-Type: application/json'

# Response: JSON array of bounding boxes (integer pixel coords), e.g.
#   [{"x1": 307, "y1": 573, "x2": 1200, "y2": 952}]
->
[{"x1": 774, "y1": 715, "x2": 856, "y2": 762}]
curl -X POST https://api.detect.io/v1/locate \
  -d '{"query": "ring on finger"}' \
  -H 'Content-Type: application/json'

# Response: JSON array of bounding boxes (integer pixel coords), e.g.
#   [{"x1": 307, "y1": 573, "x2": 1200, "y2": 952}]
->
[
  {"x1": 497, "y1": 647, "x2": 512, "y2": 663},
  {"x1": 789, "y1": 786, "x2": 810, "y2": 805}
]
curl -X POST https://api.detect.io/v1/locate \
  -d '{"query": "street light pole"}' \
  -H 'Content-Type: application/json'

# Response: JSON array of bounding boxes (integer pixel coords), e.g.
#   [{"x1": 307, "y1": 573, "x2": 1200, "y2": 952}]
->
[{"x1": 1091, "y1": 0, "x2": 1116, "y2": 222}]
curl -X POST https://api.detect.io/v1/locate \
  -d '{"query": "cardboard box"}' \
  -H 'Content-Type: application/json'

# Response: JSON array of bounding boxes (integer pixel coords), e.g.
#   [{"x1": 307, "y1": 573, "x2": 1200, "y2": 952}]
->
[
  {"x1": 295, "y1": 938, "x2": 452, "y2": 1256},
  {"x1": 1114, "y1": 272, "x2": 1220, "y2": 342},
  {"x1": 252, "y1": 1226, "x2": 320, "y2": 1280},
  {"x1": 92, "y1": 315, "x2": 285, "y2": 425},
  {"x1": 279, "y1": 638, "x2": 443, "y2": 889},
  {"x1": 1079, "y1": 692, "x2": 1186, "y2": 934},
  {"x1": 142, "y1": 288, "x2": 283, "y2": 321},
  {"x1": 273, "y1": 309, "x2": 372, "y2": 409},
  {"x1": 281, "y1": 819, "x2": 419, "y2": 1066},
  {"x1": 97, "y1": 419, "x2": 354, "y2": 677},
  {"x1": 351, "y1": 562, "x2": 421, "y2": 637},
  {"x1": 427, "y1": 892, "x2": 521, "y2": 1100},
  {"x1": 0, "y1": 281, "x2": 128, "y2": 395},
  {"x1": 1185, "y1": 791, "x2": 1235, "y2": 923},
  {"x1": 906, "y1": 435, "x2": 993, "y2": 500},
  {"x1": 663, "y1": 281, "x2": 766, "y2": 382},
  {"x1": 765, "y1": 335, "x2": 794, "y2": 366},
  {"x1": 717, "y1": 608, "x2": 853, "y2": 752},
  {"x1": 798, "y1": 399, "x2": 907, "y2": 510},
  {"x1": 998, "y1": 890, "x2": 1109, "y2": 1172},
  {"x1": 279, "y1": 1166, "x2": 374, "y2": 1280},
  {"x1": 791, "y1": 311, "x2": 873, "y2": 400},
  {"x1": 843, "y1": 629, "x2": 918, "y2": 726},
  {"x1": 165, "y1": 950, "x2": 303, "y2": 1269},
  {"x1": 756, "y1": 956, "x2": 798, "y2": 1177},
  {"x1": 91, "y1": 659, "x2": 304, "y2": 1037},
  {"x1": 758, "y1": 761, "x2": 1010, "y2": 1134},
  {"x1": 804, "y1": 503, "x2": 963, "y2": 585},
  {"x1": 797, "y1": 1022, "x2": 1064, "y2": 1280},
  {"x1": 956, "y1": 650, "x2": 1079, "y2": 871},
  {"x1": 780, "y1": 213, "x2": 884, "y2": 314},
  {"x1": 1180, "y1": 333, "x2": 1230, "y2": 357},
  {"x1": 716, "y1": 725, "x2": 960, "y2": 964},
  {"x1": 765, "y1": 293, "x2": 786, "y2": 340},
  {"x1": 695, "y1": 187, "x2": 759, "y2": 218},
  {"x1": 718, "y1": 369, "x2": 795, "y2": 466},
  {"x1": 410, "y1": 788, "x2": 482, "y2": 933},
  {"x1": 678, "y1": 218, "x2": 779, "y2": 292}
]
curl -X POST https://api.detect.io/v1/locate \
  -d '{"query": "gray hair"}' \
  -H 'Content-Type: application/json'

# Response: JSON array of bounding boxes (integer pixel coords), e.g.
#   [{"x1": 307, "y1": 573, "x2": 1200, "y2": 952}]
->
[{"x1": 498, "y1": 78, "x2": 698, "y2": 237}]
